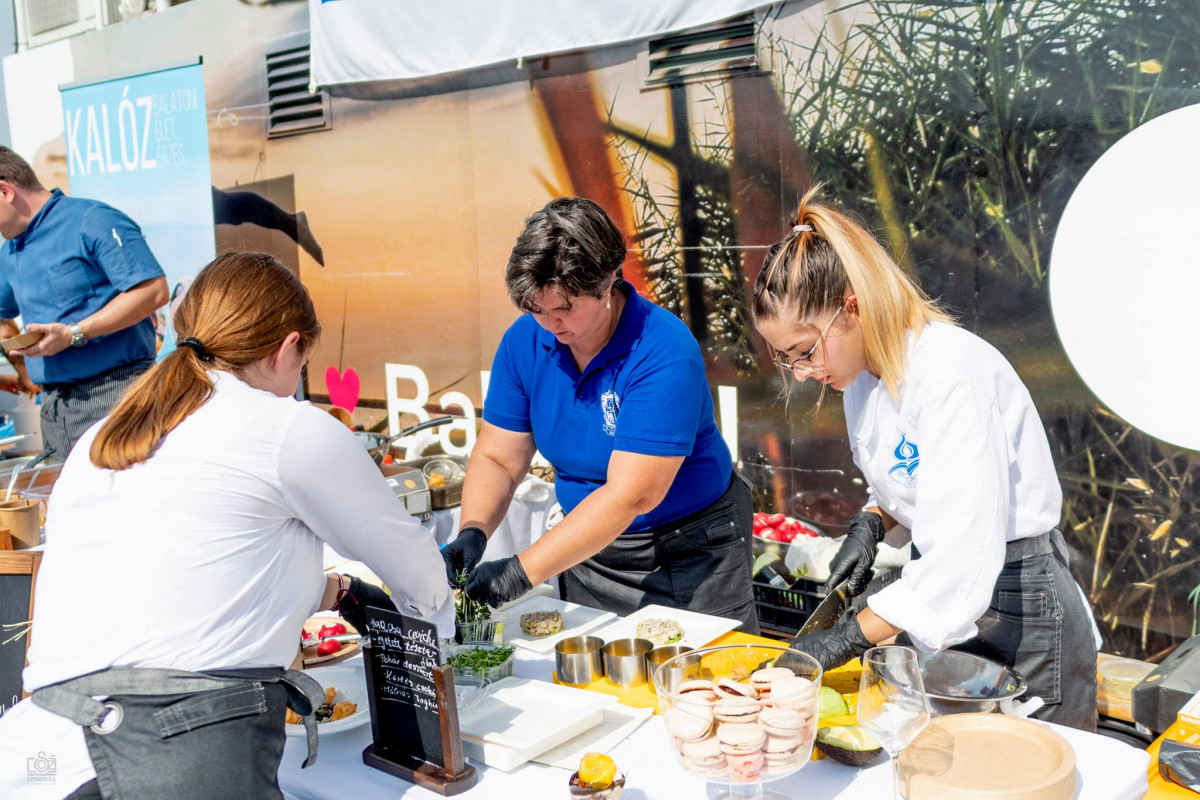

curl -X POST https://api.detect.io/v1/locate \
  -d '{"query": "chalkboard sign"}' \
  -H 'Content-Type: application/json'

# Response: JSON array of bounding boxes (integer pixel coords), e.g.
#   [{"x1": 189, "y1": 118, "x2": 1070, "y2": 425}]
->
[
  {"x1": 362, "y1": 605, "x2": 443, "y2": 762},
  {"x1": 361, "y1": 604, "x2": 475, "y2": 795},
  {"x1": 0, "y1": 552, "x2": 42, "y2": 719}
]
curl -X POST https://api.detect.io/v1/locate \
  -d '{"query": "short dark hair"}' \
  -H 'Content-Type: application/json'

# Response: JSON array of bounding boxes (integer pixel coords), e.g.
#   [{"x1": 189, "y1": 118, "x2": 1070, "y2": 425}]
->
[
  {"x1": 0, "y1": 147, "x2": 43, "y2": 192},
  {"x1": 505, "y1": 197, "x2": 626, "y2": 311}
]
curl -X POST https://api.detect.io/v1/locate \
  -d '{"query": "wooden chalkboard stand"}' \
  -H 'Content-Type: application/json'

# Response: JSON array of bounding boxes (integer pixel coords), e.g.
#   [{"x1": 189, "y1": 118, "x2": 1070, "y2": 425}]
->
[
  {"x1": 362, "y1": 664, "x2": 477, "y2": 796},
  {"x1": 0, "y1": 551, "x2": 42, "y2": 716}
]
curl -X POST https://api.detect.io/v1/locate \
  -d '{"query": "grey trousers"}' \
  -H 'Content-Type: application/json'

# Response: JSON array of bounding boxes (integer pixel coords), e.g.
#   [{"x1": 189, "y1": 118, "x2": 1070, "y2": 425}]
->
[{"x1": 40, "y1": 361, "x2": 152, "y2": 458}]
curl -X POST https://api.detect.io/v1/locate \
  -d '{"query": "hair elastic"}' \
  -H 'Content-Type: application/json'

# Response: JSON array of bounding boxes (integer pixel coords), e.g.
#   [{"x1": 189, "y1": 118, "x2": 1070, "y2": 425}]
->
[
  {"x1": 177, "y1": 337, "x2": 214, "y2": 363},
  {"x1": 793, "y1": 224, "x2": 813, "y2": 233}
]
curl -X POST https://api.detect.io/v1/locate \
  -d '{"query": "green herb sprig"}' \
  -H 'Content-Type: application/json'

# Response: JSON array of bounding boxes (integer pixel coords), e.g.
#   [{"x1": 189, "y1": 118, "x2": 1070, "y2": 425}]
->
[
  {"x1": 446, "y1": 646, "x2": 515, "y2": 675},
  {"x1": 454, "y1": 569, "x2": 491, "y2": 624}
]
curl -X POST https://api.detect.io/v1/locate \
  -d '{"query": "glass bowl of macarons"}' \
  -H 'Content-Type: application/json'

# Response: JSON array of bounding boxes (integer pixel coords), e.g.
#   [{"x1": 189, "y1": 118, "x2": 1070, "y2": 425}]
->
[{"x1": 652, "y1": 644, "x2": 822, "y2": 797}]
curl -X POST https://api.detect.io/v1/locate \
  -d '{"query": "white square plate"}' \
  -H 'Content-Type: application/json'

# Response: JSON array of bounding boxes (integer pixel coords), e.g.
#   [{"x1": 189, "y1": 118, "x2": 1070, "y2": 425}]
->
[
  {"x1": 457, "y1": 677, "x2": 614, "y2": 771},
  {"x1": 496, "y1": 595, "x2": 615, "y2": 653},
  {"x1": 589, "y1": 604, "x2": 741, "y2": 650}
]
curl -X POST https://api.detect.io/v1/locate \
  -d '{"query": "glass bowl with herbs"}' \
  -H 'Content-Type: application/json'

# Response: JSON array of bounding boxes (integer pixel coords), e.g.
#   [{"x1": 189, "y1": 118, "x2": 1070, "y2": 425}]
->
[{"x1": 442, "y1": 642, "x2": 517, "y2": 683}]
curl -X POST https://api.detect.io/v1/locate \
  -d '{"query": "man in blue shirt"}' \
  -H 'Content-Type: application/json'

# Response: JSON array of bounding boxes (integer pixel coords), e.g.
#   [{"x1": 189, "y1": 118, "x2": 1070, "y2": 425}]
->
[
  {"x1": 444, "y1": 197, "x2": 757, "y2": 631},
  {"x1": 0, "y1": 147, "x2": 168, "y2": 456}
]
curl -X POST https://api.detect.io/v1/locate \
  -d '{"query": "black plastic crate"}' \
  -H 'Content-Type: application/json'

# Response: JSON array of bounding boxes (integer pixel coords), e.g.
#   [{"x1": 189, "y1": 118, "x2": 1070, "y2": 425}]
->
[{"x1": 753, "y1": 578, "x2": 826, "y2": 636}]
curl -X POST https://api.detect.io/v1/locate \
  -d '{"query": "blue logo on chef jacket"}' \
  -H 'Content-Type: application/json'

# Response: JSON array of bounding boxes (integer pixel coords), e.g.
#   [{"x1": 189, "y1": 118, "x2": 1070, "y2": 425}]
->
[
  {"x1": 601, "y1": 390, "x2": 620, "y2": 436},
  {"x1": 888, "y1": 432, "x2": 919, "y2": 488}
]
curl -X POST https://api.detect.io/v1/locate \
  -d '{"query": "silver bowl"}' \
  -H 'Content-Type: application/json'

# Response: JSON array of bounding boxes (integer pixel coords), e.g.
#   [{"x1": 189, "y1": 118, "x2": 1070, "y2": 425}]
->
[{"x1": 918, "y1": 650, "x2": 1028, "y2": 715}]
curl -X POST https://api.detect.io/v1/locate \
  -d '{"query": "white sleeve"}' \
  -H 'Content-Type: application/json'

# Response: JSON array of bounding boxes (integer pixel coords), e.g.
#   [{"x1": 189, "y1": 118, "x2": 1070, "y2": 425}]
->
[
  {"x1": 866, "y1": 380, "x2": 1008, "y2": 651},
  {"x1": 275, "y1": 406, "x2": 454, "y2": 638}
]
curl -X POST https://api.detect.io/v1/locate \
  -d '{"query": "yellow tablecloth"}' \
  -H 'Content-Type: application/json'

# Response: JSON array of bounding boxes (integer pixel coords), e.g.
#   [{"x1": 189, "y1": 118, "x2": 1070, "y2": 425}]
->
[{"x1": 551, "y1": 630, "x2": 862, "y2": 712}]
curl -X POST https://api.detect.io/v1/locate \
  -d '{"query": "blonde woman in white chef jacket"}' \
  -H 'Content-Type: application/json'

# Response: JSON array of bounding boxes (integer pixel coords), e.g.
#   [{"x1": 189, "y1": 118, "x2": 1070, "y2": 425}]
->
[
  {"x1": 753, "y1": 187, "x2": 1097, "y2": 731},
  {"x1": 0, "y1": 252, "x2": 453, "y2": 799}
]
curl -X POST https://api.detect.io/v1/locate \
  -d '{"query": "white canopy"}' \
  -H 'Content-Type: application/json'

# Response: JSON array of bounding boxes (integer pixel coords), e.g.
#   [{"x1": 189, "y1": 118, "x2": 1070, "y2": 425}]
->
[{"x1": 309, "y1": 0, "x2": 778, "y2": 89}]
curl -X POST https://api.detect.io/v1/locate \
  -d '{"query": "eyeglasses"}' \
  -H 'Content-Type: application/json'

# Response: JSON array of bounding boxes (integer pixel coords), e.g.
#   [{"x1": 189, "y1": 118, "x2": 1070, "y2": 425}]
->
[{"x1": 770, "y1": 301, "x2": 846, "y2": 376}]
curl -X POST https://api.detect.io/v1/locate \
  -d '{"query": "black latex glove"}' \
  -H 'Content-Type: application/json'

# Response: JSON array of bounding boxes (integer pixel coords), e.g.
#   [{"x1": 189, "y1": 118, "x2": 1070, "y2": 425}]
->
[
  {"x1": 333, "y1": 575, "x2": 394, "y2": 633},
  {"x1": 442, "y1": 527, "x2": 489, "y2": 586},
  {"x1": 826, "y1": 511, "x2": 886, "y2": 598},
  {"x1": 786, "y1": 616, "x2": 873, "y2": 671},
  {"x1": 464, "y1": 556, "x2": 533, "y2": 609}
]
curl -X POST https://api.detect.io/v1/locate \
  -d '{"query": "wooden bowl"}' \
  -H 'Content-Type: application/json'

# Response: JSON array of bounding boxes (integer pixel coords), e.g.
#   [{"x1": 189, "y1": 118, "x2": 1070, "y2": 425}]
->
[
  {"x1": 0, "y1": 331, "x2": 43, "y2": 355},
  {"x1": 899, "y1": 713, "x2": 1075, "y2": 800}
]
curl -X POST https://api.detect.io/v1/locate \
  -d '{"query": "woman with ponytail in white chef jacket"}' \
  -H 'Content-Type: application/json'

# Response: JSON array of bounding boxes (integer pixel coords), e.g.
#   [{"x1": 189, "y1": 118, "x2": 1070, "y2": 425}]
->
[{"x1": 752, "y1": 187, "x2": 1097, "y2": 731}]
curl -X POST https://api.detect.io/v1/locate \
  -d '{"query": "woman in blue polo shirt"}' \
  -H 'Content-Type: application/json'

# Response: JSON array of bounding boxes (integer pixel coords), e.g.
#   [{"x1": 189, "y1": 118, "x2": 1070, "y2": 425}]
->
[{"x1": 443, "y1": 197, "x2": 757, "y2": 630}]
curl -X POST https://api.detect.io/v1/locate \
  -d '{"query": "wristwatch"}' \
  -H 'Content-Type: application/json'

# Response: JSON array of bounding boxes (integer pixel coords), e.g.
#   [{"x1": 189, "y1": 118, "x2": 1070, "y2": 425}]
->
[{"x1": 69, "y1": 323, "x2": 88, "y2": 348}]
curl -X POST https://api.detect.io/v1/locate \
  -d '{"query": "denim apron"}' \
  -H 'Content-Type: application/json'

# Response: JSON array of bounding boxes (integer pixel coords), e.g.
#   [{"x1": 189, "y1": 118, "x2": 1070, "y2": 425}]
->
[
  {"x1": 561, "y1": 473, "x2": 759, "y2": 633},
  {"x1": 31, "y1": 666, "x2": 324, "y2": 799},
  {"x1": 903, "y1": 528, "x2": 1098, "y2": 732}
]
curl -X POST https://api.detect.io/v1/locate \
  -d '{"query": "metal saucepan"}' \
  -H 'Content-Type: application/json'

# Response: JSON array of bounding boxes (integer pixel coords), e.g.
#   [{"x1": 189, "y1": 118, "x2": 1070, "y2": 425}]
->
[
  {"x1": 354, "y1": 416, "x2": 457, "y2": 465},
  {"x1": 917, "y1": 649, "x2": 1030, "y2": 715}
]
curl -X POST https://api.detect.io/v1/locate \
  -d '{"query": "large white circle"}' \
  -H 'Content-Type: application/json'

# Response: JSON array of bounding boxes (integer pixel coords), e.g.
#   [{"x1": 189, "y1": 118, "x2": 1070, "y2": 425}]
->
[{"x1": 1050, "y1": 104, "x2": 1200, "y2": 451}]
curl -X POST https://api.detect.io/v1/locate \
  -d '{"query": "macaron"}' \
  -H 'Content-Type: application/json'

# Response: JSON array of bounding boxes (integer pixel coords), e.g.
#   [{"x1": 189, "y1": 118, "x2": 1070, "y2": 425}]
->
[
  {"x1": 727, "y1": 750, "x2": 765, "y2": 781},
  {"x1": 667, "y1": 704, "x2": 714, "y2": 742},
  {"x1": 713, "y1": 696, "x2": 760, "y2": 724},
  {"x1": 682, "y1": 736, "x2": 727, "y2": 773},
  {"x1": 678, "y1": 679, "x2": 719, "y2": 703},
  {"x1": 764, "y1": 733, "x2": 802, "y2": 756},
  {"x1": 758, "y1": 707, "x2": 808, "y2": 739},
  {"x1": 764, "y1": 750, "x2": 801, "y2": 772},
  {"x1": 768, "y1": 676, "x2": 816, "y2": 709},
  {"x1": 717, "y1": 722, "x2": 767, "y2": 754},
  {"x1": 750, "y1": 667, "x2": 792, "y2": 696},
  {"x1": 715, "y1": 677, "x2": 759, "y2": 701}
]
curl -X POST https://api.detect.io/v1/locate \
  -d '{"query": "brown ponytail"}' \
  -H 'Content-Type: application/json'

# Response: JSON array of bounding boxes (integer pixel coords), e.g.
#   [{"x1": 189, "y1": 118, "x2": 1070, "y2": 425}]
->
[{"x1": 91, "y1": 252, "x2": 321, "y2": 470}]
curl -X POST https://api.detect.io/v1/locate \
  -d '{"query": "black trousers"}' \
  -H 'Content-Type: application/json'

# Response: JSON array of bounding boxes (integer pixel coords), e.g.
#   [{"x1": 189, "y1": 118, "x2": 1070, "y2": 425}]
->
[{"x1": 561, "y1": 473, "x2": 759, "y2": 633}]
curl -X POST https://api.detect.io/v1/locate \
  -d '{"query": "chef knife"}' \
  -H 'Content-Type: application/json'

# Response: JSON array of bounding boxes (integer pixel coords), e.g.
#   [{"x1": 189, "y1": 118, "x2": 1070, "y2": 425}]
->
[{"x1": 796, "y1": 579, "x2": 850, "y2": 636}]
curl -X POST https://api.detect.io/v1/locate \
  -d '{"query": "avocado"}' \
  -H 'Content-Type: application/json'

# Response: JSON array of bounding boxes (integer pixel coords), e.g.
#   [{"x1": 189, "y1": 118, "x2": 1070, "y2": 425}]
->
[
  {"x1": 818, "y1": 685, "x2": 850, "y2": 719},
  {"x1": 816, "y1": 725, "x2": 883, "y2": 767}
]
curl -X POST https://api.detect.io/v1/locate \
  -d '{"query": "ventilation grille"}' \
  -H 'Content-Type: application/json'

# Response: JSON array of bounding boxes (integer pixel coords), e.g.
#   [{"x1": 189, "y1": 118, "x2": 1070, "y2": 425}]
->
[
  {"x1": 266, "y1": 45, "x2": 331, "y2": 139},
  {"x1": 26, "y1": 0, "x2": 80, "y2": 35},
  {"x1": 646, "y1": 14, "x2": 761, "y2": 87}
]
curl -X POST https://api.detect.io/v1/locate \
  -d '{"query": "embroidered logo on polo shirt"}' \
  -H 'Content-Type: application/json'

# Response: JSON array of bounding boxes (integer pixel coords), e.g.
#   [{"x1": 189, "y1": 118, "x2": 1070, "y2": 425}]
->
[
  {"x1": 888, "y1": 431, "x2": 919, "y2": 488},
  {"x1": 600, "y1": 390, "x2": 620, "y2": 436}
]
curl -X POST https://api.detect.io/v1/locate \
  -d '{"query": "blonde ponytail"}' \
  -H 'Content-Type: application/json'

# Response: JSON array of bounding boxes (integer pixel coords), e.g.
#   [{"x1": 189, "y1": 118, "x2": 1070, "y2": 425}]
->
[{"x1": 752, "y1": 185, "x2": 951, "y2": 396}]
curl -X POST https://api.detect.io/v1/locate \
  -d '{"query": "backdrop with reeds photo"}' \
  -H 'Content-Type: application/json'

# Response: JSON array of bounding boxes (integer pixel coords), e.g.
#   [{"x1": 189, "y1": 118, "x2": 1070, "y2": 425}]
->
[{"x1": 605, "y1": 0, "x2": 1200, "y2": 660}]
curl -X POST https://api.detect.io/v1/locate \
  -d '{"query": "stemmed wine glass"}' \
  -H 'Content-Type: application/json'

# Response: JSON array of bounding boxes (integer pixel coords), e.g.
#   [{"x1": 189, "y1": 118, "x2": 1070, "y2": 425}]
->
[{"x1": 857, "y1": 646, "x2": 931, "y2": 800}]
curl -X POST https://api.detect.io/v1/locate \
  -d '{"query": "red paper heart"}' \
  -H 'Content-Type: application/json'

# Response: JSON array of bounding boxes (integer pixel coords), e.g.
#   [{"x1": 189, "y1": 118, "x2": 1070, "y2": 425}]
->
[{"x1": 325, "y1": 366, "x2": 360, "y2": 413}]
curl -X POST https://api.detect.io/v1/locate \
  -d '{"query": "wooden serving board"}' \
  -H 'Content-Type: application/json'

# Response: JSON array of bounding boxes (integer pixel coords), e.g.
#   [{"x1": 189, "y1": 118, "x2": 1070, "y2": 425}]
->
[
  {"x1": 299, "y1": 617, "x2": 360, "y2": 668},
  {"x1": 899, "y1": 713, "x2": 1075, "y2": 800}
]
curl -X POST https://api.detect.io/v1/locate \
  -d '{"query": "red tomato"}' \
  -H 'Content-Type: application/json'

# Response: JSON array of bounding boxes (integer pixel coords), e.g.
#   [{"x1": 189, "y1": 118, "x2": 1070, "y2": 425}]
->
[
  {"x1": 765, "y1": 513, "x2": 786, "y2": 527},
  {"x1": 316, "y1": 640, "x2": 343, "y2": 657},
  {"x1": 318, "y1": 623, "x2": 348, "y2": 639},
  {"x1": 795, "y1": 521, "x2": 821, "y2": 537}
]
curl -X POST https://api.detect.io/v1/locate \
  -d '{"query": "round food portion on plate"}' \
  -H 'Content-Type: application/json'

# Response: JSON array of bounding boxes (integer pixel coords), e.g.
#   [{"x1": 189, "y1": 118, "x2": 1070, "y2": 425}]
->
[
  {"x1": 520, "y1": 610, "x2": 564, "y2": 636},
  {"x1": 635, "y1": 618, "x2": 684, "y2": 646}
]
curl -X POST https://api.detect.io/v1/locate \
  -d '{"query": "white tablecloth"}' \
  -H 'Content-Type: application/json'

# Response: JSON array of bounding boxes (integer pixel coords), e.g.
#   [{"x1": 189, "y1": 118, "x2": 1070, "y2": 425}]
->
[{"x1": 278, "y1": 646, "x2": 1150, "y2": 800}]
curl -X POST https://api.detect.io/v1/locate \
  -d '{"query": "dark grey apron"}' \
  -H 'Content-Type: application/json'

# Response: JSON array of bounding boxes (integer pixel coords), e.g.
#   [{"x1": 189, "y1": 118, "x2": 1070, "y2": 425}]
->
[
  {"x1": 31, "y1": 666, "x2": 324, "y2": 799},
  {"x1": 561, "y1": 473, "x2": 759, "y2": 634},
  {"x1": 902, "y1": 529, "x2": 1098, "y2": 731}
]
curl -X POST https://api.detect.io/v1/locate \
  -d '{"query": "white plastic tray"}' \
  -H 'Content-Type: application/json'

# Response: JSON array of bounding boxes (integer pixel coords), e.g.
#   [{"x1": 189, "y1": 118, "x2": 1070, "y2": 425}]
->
[{"x1": 457, "y1": 677, "x2": 614, "y2": 771}]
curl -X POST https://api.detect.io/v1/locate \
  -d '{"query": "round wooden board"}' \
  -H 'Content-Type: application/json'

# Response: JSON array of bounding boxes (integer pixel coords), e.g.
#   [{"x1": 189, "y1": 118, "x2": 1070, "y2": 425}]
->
[
  {"x1": 898, "y1": 713, "x2": 1075, "y2": 800},
  {"x1": 300, "y1": 617, "x2": 360, "y2": 668}
]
